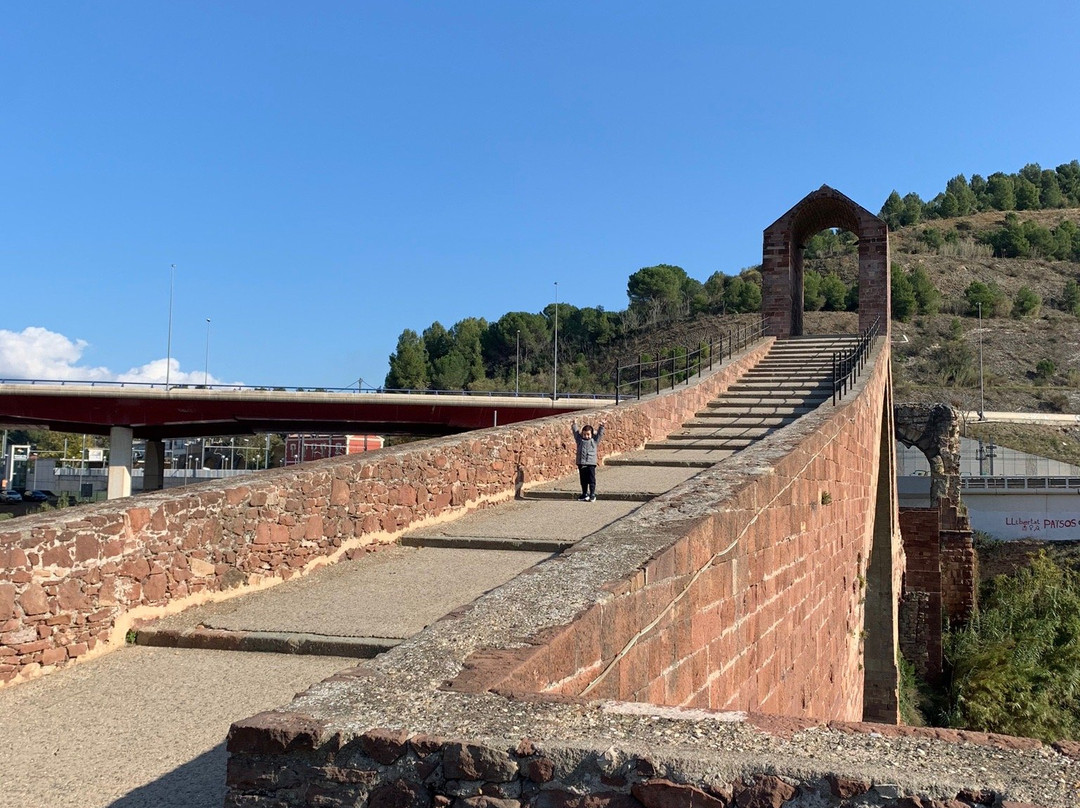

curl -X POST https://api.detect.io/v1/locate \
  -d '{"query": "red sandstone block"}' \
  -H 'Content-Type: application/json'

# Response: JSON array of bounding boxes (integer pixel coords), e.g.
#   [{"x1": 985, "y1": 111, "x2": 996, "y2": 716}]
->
[
  {"x1": 19, "y1": 584, "x2": 50, "y2": 617},
  {"x1": 14, "y1": 639, "x2": 50, "y2": 655},
  {"x1": 40, "y1": 647, "x2": 67, "y2": 666},
  {"x1": 0, "y1": 583, "x2": 15, "y2": 621},
  {"x1": 56, "y1": 579, "x2": 90, "y2": 611}
]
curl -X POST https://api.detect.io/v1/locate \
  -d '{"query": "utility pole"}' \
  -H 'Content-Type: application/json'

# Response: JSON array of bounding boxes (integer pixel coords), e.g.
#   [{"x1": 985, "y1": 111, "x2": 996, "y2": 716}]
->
[
  {"x1": 166, "y1": 264, "x2": 176, "y2": 389},
  {"x1": 553, "y1": 281, "x2": 559, "y2": 401},
  {"x1": 977, "y1": 301, "x2": 985, "y2": 420}
]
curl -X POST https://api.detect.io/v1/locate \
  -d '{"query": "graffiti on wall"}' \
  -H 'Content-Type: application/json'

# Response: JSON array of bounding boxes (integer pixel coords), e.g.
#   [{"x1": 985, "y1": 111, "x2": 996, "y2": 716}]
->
[{"x1": 972, "y1": 513, "x2": 1080, "y2": 540}]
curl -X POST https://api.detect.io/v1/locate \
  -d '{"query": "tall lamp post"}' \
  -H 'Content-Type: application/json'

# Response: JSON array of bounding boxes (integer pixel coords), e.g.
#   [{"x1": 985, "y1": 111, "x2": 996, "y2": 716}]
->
[
  {"x1": 553, "y1": 282, "x2": 559, "y2": 401},
  {"x1": 203, "y1": 317, "x2": 211, "y2": 387},
  {"x1": 977, "y1": 301, "x2": 985, "y2": 420},
  {"x1": 515, "y1": 330, "x2": 520, "y2": 395},
  {"x1": 166, "y1": 264, "x2": 176, "y2": 389}
]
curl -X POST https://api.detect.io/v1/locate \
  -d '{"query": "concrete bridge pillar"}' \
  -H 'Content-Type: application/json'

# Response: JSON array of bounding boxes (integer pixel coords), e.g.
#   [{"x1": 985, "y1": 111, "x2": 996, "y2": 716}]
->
[
  {"x1": 143, "y1": 439, "x2": 165, "y2": 492},
  {"x1": 107, "y1": 426, "x2": 133, "y2": 500}
]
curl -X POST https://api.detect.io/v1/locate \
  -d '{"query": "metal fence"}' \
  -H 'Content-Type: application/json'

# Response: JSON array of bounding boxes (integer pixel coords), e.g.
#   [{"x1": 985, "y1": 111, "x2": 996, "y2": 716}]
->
[
  {"x1": 614, "y1": 318, "x2": 766, "y2": 404},
  {"x1": 831, "y1": 317, "x2": 880, "y2": 404}
]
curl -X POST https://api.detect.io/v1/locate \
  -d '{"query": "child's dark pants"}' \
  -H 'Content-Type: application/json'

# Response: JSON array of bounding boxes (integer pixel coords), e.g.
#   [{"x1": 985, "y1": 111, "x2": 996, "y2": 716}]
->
[{"x1": 578, "y1": 464, "x2": 596, "y2": 497}]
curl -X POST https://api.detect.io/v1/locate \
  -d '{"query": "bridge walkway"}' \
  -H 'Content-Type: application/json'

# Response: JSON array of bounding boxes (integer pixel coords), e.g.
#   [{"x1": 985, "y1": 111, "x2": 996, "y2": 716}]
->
[{"x1": 0, "y1": 335, "x2": 859, "y2": 808}]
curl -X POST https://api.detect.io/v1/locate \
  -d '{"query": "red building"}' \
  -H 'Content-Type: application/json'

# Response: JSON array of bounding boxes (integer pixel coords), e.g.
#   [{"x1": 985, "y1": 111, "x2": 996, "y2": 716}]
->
[{"x1": 283, "y1": 434, "x2": 384, "y2": 466}]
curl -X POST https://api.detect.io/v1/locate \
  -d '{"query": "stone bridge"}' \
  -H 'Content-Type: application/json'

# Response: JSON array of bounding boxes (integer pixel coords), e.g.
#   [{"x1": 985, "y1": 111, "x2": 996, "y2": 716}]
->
[{"x1": 2, "y1": 188, "x2": 1075, "y2": 807}]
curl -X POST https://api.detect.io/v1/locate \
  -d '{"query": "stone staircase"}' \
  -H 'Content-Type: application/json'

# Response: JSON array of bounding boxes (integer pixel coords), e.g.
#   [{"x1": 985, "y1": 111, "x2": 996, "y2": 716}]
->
[{"x1": 607, "y1": 335, "x2": 859, "y2": 468}]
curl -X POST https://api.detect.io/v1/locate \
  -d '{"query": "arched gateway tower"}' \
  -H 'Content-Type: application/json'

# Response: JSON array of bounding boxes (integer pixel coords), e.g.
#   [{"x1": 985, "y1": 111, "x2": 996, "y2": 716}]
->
[{"x1": 762, "y1": 185, "x2": 890, "y2": 337}]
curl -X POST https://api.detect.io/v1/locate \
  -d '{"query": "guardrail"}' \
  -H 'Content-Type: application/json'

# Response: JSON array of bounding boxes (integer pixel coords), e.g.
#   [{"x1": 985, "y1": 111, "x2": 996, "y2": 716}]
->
[
  {"x1": 0, "y1": 378, "x2": 615, "y2": 401},
  {"x1": 614, "y1": 318, "x2": 765, "y2": 404},
  {"x1": 831, "y1": 316, "x2": 880, "y2": 405},
  {"x1": 961, "y1": 476, "x2": 1080, "y2": 491}
]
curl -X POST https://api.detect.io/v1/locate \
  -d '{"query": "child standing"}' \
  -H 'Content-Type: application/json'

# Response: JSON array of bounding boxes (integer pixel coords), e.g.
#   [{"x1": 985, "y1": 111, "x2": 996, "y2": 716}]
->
[{"x1": 571, "y1": 419, "x2": 605, "y2": 501}]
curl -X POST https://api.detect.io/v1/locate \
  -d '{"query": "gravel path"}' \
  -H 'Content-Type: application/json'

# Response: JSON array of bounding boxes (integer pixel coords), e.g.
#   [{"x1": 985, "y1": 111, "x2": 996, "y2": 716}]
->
[{"x1": 0, "y1": 645, "x2": 355, "y2": 808}]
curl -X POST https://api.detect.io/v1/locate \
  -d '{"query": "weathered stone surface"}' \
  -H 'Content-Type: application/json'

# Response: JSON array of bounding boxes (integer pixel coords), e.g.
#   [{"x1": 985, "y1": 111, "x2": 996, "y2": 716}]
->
[
  {"x1": 530, "y1": 791, "x2": 639, "y2": 808},
  {"x1": 826, "y1": 774, "x2": 868, "y2": 799},
  {"x1": 444, "y1": 743, "x2": 518, "y2": 783},
  {"x1": 362, "y1": 728, "x2": 411, "y2": 764},
  {"x1": 0, "y1": 583, "x2": 15, "y2": 620},
  {"x1": 633, "y1": 778, "x2": 728, "y2": 808},
  {"x1": 455, "y1": 797, "x2": 519, "y2": 808},
  {"x1": 520, "y1": 757, "x2": 555, "y2": 784},
  {"x1": 732, "y1": 776, "x2": 796, "y2": 808},
  {"x1": 369, "y1": 779, "x2": 432, "y2": 808},
  {"x1": 18, "y1": 584, "x2": 49, "y2": 616},
  {"x1": 226, "y1": 710, "x2": 329, "y2": 755}
]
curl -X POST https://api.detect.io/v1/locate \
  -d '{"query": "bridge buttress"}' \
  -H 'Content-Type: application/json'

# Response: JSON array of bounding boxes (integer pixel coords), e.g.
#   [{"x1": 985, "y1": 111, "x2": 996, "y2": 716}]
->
[
  {"x1": 862, "y1": 378, "x2": 903, "y2": 723},
  {"x1": 144, "y1": 439, "x2": 165, "y2": 492},
  {"x1": 107, "y1": 426, "x2": 134, "y2": 500}
]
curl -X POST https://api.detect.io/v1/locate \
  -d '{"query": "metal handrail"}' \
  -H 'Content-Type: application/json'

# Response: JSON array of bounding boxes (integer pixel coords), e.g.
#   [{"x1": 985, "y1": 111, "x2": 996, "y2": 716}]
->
[
  {"x1": 614, "y1": 316, "x2": 766, "y2": 404},
  {"x1": 831, "y1": 317, "x2": 881, "y2": 404}
]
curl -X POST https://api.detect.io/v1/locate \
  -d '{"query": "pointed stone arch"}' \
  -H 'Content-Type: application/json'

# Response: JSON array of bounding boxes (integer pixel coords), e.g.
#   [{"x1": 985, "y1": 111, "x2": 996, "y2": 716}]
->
[{"x1": 761, "y1": 185, "x2": 890, "y2": 337}]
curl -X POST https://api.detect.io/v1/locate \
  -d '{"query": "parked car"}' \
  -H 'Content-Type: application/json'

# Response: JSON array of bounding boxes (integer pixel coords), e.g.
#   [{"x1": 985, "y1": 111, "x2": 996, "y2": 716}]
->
[
  {"x1": 1, "y1": 490, "x2": 23, "y2": 503},
  {"x1": 23, "y1": 490, "x2": 50, "y2": 502}
]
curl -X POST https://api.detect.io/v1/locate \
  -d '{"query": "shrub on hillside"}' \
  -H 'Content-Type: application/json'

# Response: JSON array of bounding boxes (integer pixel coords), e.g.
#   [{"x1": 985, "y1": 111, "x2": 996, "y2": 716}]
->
[
  {"x1": 1034, "y1": 358, "x2": 1056, "y2": 383},
  {"x1": 964, "y1": 281, "x2": 1008, "y2": 317},
  {"x1": 1011, "y1": 286, "x2": 1042, "y2": 318},
  {"x1": 944, "y1": 553, "x2": 1080, "y2": 742},
  {"x1": 1062, "y1": 279, "x2": 1080, "y2": 316},
  {"x1": 891, "y1": 269, "x2": 917, "y2": 322}
]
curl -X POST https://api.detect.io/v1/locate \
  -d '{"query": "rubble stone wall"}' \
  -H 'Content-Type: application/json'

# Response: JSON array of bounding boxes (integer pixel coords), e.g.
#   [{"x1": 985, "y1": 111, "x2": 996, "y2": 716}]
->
[{"x1": 0, "y1": 340, "x2": 772, "y2": 687}]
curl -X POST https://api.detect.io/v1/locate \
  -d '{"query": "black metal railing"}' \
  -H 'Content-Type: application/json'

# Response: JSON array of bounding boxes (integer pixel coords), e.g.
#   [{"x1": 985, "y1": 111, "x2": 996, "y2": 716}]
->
[
  {"x1": 831, "y1": 317, "x2": 880, "y2": 404},
  {"x1": 614, "y1": 316, "x2": 766, "y2": 404}
]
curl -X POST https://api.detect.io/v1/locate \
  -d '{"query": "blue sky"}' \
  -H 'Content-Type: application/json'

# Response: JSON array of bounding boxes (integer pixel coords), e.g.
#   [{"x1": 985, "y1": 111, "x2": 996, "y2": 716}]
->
[{"x1": 2, "y1": 2, "x2": 1078, "y2": 388}]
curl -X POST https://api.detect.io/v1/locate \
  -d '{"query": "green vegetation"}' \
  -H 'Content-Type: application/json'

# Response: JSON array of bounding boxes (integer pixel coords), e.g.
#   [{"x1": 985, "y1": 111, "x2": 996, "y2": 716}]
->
[
  {"x1": 943, "y1": 553, "x2": 1080, "y2": 742},
  {"x1": 1011, "y1": 286, "x2": 1042, "y2": 318},
  {"x1": 963, "y1": 280, "x2": 1008, "y2": 317},
  {"x1": 383, "y1": 263, "x2": 767, "y2": 392},
  {"x1": 880, "y1": 161, "x2": 1080, "y2": 229}
]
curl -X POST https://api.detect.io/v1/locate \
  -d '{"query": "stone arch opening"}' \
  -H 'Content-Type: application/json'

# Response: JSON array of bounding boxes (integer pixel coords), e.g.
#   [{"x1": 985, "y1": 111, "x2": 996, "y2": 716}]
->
[{"x1": 761, "y1": 185, "x2": 890, "y2": 337}]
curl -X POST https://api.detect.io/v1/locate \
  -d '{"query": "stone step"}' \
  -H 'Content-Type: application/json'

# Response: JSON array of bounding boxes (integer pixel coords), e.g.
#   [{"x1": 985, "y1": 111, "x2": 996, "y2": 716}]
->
[
  {"x1": 519, "y1": 489, "x2": 654, "y2": 503},
  {"x1": 132, "y1": 546, "x2": 551, "y2": 657},
  {"x1": 646, "y1": 437, "x2": 754, "y2": 450},
  {"x1": 604, "y1": 449, "x2": 733, "y2": 468},
  {"x1": 701, "y1": 402, "x2": 818, "y2": 414},
  {"x1": 400, "y1": 534, "x2": 575, "y2": 552},
  {"x1": 686, "y1": 416, "x2": 799, "y2": 429},
  {"x1": 704, "y1": 397, "x2": 820, "y2": 406},
  {"x1": 743, "y1": 363, "x2": 835, "y2": 372},
  {"x1": 668, "y1": 426, "x2": 779, "y2": 439},
  {"x1": 723, "y1": 385, "x2": 830, "y2": 395},
  {"x1": 136, "y1": 626, "x2": 400, "y2": 658}
]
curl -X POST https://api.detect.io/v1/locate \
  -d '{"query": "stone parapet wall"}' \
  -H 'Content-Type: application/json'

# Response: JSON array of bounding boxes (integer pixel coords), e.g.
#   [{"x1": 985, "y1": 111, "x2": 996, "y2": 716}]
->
[
  {"x1": 226, "y1": 712, "x2": 1071, "y2": 808},
  {"x1": 0, "y1": 340, "x2": 772, "y2": 687}
]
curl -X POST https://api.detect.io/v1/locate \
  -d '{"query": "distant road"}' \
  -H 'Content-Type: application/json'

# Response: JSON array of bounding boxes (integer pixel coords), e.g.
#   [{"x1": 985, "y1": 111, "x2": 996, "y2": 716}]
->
[{"x1": 961, "y1": 411, "x2": 1080, "y2": 427}]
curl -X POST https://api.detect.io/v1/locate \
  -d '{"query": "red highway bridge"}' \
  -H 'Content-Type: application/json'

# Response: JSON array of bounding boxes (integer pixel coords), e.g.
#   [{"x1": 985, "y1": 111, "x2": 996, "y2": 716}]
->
[{"x1": 0, "y1": 381, "x2": 610, "y2": 440}]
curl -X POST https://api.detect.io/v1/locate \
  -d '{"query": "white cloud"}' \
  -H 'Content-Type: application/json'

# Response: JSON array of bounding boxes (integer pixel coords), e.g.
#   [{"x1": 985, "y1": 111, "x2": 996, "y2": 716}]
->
[{"x1": 0, "y1": 326, "x2": 231, "y2": 386}]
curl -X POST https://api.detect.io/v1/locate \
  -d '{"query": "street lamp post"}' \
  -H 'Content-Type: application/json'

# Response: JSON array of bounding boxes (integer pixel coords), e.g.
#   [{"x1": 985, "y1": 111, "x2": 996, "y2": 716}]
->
[
  {"x1": 553, "y1": 282, "x2": 559, "y2": 401},
  {"x1": 166, "y1": 264, "x2": 176, "y2": 389},
  {"x1": 978, "y1": 302, "x2": 985, "y2": 420},
  {"x1": 515, "y1": 330, "x2": 520, "y2": 395},
  {"x1": 204, "y1": 317, "x2": 211, "y2": 387}
]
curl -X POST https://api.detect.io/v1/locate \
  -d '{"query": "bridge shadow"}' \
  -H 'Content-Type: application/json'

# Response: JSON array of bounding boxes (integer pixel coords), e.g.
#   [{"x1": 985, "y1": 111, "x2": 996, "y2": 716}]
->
[{"x1": 106, "y1": 743, "x2": 226, "y2": 808}]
